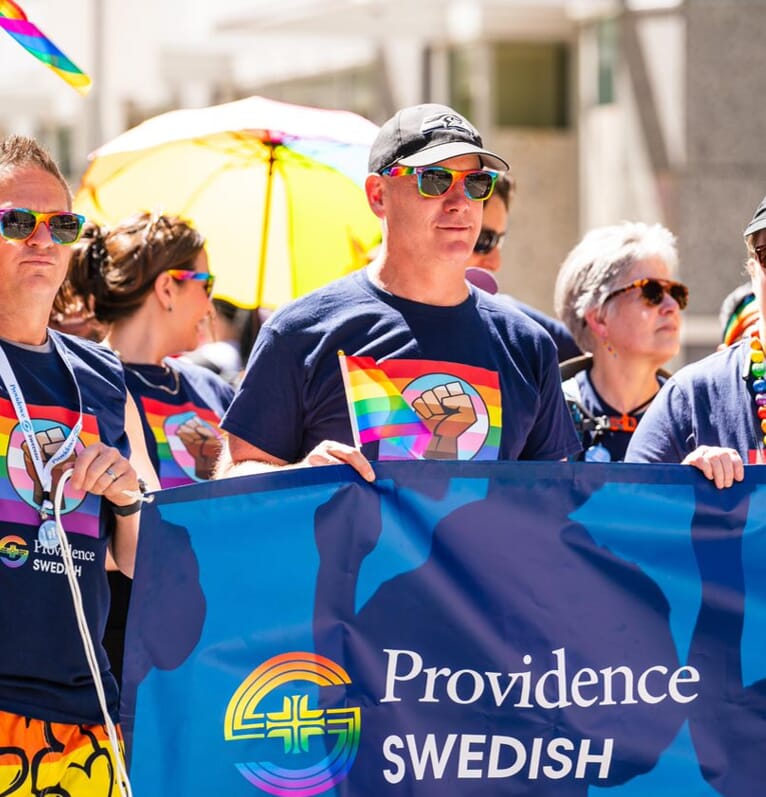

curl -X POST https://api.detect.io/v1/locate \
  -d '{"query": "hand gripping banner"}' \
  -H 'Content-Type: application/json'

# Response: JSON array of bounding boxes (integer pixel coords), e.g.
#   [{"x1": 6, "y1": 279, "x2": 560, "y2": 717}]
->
[{"x1": 121, "y1": 461, "x2": 766, "y2": 796}]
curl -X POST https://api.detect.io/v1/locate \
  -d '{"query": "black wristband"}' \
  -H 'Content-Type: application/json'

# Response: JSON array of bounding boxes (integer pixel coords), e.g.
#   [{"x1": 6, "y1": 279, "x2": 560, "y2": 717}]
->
[
  {"x1": 106, "y1": 498, "x2": 143, "y2": 517},
  {"x1": 105, "y1": 478, "x2": 149, "y2": 517}
]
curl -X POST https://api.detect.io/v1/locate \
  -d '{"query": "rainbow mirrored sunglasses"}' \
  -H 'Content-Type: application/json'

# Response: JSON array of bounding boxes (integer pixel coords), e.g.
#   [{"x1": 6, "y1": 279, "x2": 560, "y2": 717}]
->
[
  {"x1": 604, "y1": 278, "x2": 689, "y2": 310},
  {"x1": 166, "y1": 269, "x2": 215, "y2": 296},
  {"x1": 0, "y1": 208, "x2": 85, "y2": 244},
  {"x1": 381, "y1": 166, "x2": 499, "y2": 201}
]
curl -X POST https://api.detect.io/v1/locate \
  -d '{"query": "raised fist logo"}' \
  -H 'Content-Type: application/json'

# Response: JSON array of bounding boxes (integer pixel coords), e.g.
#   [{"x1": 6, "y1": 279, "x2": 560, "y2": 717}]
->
[
  {"x1": 412, "y1": 381, "x2": 477, "y2": 459},
  {"x1": 176, "y1": 416, "x2": 222, "y2": 480},
  {"x1": 21, "y1": 426, "x2": 77, "y2": 509}
]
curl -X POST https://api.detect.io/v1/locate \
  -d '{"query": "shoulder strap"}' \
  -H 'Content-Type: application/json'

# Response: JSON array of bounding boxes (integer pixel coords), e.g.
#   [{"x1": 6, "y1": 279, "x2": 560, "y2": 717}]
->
[
  {"x1": 561, "y1": 374, "x2": 582, "y2": 405},
  {"x1": 559, "y1": 353, "x2": 593, "y2": 382}
]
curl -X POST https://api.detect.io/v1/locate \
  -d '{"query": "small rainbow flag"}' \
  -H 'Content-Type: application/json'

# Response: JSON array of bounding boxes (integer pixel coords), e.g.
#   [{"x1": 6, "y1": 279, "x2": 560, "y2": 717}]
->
[
  {"x1": 338, "y1": 352, "x2": 430, "y2": 452},
  {"x1": 722, "y1": 291, "x2": 758, "y2": 347},
  {"x1": 0, "y1": 0, "x2": 91, "y2": 95}
]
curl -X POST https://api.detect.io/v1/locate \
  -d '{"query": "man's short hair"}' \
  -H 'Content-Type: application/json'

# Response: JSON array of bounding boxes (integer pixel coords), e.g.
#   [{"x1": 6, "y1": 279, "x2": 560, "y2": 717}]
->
[{"x1": 0, "y1": 135, "x2": 72, "y2": 204}]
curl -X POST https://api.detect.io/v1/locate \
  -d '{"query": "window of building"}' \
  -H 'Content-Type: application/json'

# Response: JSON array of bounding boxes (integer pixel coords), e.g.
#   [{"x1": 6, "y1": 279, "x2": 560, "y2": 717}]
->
[
  {"x1": 447, "y1": 46, "x2": 474, "y2": 122},
  {"x1": 252, "y1": 66, "x2": 377, "y2": 124},
  {"x1": 492, "y1": 42, "x2": 569, "y2": 128},
  {"x1": 597, "y1": 18, "x2": 618, "y2": 105}
]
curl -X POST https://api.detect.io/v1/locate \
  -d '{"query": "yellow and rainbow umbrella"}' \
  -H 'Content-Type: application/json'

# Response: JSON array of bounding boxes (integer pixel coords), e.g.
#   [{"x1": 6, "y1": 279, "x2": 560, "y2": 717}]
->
[{"x1": 75, "y1": 96, "x2": 382, "y2": 310}]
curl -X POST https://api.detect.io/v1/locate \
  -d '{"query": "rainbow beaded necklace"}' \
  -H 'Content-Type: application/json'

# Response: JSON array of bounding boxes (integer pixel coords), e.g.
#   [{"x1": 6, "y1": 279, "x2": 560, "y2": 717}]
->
[{"x1": 747, "y1": 330, "x2": 766, "y2": 451}]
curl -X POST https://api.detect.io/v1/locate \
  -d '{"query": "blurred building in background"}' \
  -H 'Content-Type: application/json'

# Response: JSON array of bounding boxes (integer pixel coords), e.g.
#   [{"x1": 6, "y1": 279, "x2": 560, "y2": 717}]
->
[{"x1": 0, "y1": 0, "x2": 763, "y2": 360}]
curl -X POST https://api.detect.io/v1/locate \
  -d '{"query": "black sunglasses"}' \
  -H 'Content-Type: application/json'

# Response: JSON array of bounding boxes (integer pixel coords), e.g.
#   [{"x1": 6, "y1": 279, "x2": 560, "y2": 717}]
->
[
  {"x1": 474, "y1": 228, "x2": 505, "y2": 255},
  {"x1": 604, "y1": 278, "x2": 689, "y2": 310},
  {"x1": 754, "y1": 245, "x2": 766, "y2": 269}
]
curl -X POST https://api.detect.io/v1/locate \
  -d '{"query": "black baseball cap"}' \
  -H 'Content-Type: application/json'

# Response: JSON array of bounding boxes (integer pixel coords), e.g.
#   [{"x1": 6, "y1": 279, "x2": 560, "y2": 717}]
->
[
  {"x1": 368, "y1": 103, "x2": 509, "y2": 174},
  {"x1": 745, "y1": 194, "x2": 766, "y2": 237}
]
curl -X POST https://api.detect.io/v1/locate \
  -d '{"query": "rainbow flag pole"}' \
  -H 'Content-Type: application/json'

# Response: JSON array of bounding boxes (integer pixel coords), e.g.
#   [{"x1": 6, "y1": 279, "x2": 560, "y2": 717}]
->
[
  {"x1": 0, "y1": 0, "x2": 91, "y2": 95},
  {"x1": 338, "y1": 351, "x2": 362, "y2": 449}
]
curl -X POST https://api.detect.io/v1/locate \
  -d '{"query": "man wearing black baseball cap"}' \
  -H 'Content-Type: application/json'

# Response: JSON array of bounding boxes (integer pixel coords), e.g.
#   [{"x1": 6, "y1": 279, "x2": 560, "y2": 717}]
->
[
  {"x1": 626, "y1": 192, "x2": 766, "y2": 487},
  {"x1": 218, "y1": 103, "x2": 580, "y2": 478}
]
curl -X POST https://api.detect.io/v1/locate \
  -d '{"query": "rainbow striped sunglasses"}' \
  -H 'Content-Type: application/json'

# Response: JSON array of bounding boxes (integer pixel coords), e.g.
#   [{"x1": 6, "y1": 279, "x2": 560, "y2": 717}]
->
[
  {"x1": 0, "y1": 208, "x2": 85, "y2": 244},
  {"x1": 167, "y1": 269, "x2": 215, "y2": 296},
  {"x1": 381, "y1": 166, "x2": 499, "y2": 201}
]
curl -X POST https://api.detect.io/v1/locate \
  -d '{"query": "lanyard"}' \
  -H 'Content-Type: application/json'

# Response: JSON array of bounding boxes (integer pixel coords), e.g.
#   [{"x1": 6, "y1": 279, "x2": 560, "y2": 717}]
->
[{"x1": 0, "y1": 331, "x2": 83, "y2": 519}]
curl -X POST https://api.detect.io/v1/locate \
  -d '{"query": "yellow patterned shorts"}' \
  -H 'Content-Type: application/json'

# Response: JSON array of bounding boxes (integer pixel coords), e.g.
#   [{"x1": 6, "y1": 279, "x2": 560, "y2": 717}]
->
[{"x1": 0, "y1": 709, "x2": 126, "y2": 796}]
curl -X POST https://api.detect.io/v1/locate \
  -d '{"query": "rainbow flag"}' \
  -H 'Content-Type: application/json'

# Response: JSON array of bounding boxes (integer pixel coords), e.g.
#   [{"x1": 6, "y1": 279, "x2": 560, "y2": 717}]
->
[
  {"x1": 722, "y1": 292, "x2": 758, "y2": 347},
  {"x1": 338, "y1": 353, "x2": 430, "y2": 452},
  {"x1": 0, "y1": 0, "x2": 91, "y2": 95}
]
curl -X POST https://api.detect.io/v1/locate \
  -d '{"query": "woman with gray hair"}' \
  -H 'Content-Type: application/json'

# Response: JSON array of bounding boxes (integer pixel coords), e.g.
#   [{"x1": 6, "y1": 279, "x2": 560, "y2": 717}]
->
[{"x1": 554, "y1": 221, "x2": 687, "y2": 461}]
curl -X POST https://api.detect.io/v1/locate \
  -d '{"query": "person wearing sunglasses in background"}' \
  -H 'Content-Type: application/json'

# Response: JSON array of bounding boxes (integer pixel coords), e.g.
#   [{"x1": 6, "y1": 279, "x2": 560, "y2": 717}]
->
[
  {"x1": 56, "y1": 212, "x2": 234, "y2": 684},
  {"x1": 626, "y1": 195, "x2": 766, "y2": 487},
  {"x1": 554, "y1": 222, "x2": 686, "y2": 462},
  {"x1": 218, "y1": 103, "x2": 579, "y2": 479},
  {"x1": 465, "y1": 172, "x2": 581, "y2": 363},
  {"x1": 0, "y1": 136, "x2": 158, "y2": 794}
]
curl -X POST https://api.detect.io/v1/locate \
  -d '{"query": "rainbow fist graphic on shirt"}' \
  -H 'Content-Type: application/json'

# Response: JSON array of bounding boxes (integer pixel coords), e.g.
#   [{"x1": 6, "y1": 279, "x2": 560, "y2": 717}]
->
[
  {"x1": 140, "y1": 396, "x2": 225, "y2": 488},
  {"x1": 0, "y1": 396, "x2": 100, "y2": 537}
]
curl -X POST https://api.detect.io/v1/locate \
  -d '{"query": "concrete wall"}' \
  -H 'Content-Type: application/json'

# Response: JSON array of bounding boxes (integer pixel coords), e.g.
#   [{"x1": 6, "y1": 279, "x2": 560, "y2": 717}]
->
[
  {"x1": 680, "y1": 0, "x2": 766, "y2": 351},
  {"x1": 491, "y1": 128, "x2": 579, "y2": 315}
]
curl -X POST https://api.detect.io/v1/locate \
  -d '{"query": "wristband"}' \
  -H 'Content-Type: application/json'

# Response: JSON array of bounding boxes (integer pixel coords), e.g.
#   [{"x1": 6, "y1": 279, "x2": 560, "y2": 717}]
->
[
  {"x1": 105, "y1": 477, "x2": 150, "y2": 517},
  {"x1": 107, "y1": 498, "x2": 142, "y2": 517}
]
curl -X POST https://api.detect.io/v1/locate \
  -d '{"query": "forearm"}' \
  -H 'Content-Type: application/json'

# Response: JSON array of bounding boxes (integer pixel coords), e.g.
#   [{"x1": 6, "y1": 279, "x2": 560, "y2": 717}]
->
[{"x1": 110, "y1": 511, "x2": 141, "y2": 578}]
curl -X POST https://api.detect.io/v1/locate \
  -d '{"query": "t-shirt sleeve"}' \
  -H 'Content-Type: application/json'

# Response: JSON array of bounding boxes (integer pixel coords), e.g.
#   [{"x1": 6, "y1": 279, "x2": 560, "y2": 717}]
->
[
  {"x1": 220, "y1": 327, "x2": 306, "y2": 463},
  {"x1": 519, "y1": 339, "x2": 582, "y2": 461},
  {"x1": 625, "y1": 380, "x2": 692, "y2": 463}
]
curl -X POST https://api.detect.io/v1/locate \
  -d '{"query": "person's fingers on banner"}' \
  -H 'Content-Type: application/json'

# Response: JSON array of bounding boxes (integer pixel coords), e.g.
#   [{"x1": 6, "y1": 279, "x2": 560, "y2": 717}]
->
[
  {"x1": 303, "y1": 440, "x2": 376, "y2": 482},
  {"x1": 683, "y1": 446, "x2": 744, "y2": 489}
]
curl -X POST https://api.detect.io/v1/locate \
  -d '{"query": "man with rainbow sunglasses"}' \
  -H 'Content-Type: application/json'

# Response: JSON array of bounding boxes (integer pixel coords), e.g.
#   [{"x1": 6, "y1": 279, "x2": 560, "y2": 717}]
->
[
  {"x1": 218, "y1": 103, "x2": 579, "y2": 478},
  {"x1": 0, "y1": 135, "x2": 158, "y2": 795}
]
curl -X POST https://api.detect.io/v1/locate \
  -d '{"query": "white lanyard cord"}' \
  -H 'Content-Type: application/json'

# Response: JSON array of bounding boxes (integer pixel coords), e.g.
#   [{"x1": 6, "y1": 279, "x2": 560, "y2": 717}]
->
[
  {"x1": 54, "y1": 469, "x2": 133, "y2": 797},
  {"x1": 0, "y1": 333, "x2": 83, "y2": 517}
]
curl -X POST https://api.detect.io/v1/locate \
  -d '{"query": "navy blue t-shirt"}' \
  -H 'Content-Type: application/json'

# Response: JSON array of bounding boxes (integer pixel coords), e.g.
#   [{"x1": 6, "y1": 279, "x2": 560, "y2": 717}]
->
[
  {"x1": 564, "y1": 369, "x2": 666, "y2": 462},
  {"x1": 0, "y1": 331, "x2": 129, "y2": 724},
  {"x1": 626, "y1": 341, "x2": 761, "y2": 463},
  {"x1": 506, "y1": 297, "x2": 582, "y2": 363},
  {"x1": 223, "y1": 269, "x2": 580, "y2": 463}
]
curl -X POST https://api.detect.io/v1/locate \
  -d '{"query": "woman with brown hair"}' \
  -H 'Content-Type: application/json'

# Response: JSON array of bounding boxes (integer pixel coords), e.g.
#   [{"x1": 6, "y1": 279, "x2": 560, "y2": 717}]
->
[{"x1": 57, "y1": 211, "x2": 234, "y2": 682}]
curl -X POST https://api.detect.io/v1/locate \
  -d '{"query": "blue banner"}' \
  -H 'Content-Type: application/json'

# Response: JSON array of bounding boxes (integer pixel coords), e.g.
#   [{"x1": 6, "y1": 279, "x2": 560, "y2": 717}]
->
[{"x1": 122, "y1": 461, "x2": 766, "y2": 796}]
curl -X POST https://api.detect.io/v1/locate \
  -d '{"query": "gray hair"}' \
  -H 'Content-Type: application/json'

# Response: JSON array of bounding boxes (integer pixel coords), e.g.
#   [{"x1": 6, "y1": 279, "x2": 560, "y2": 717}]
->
[{"x1": 554, "y1": 221, "x2": 679, "y2": 352}]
